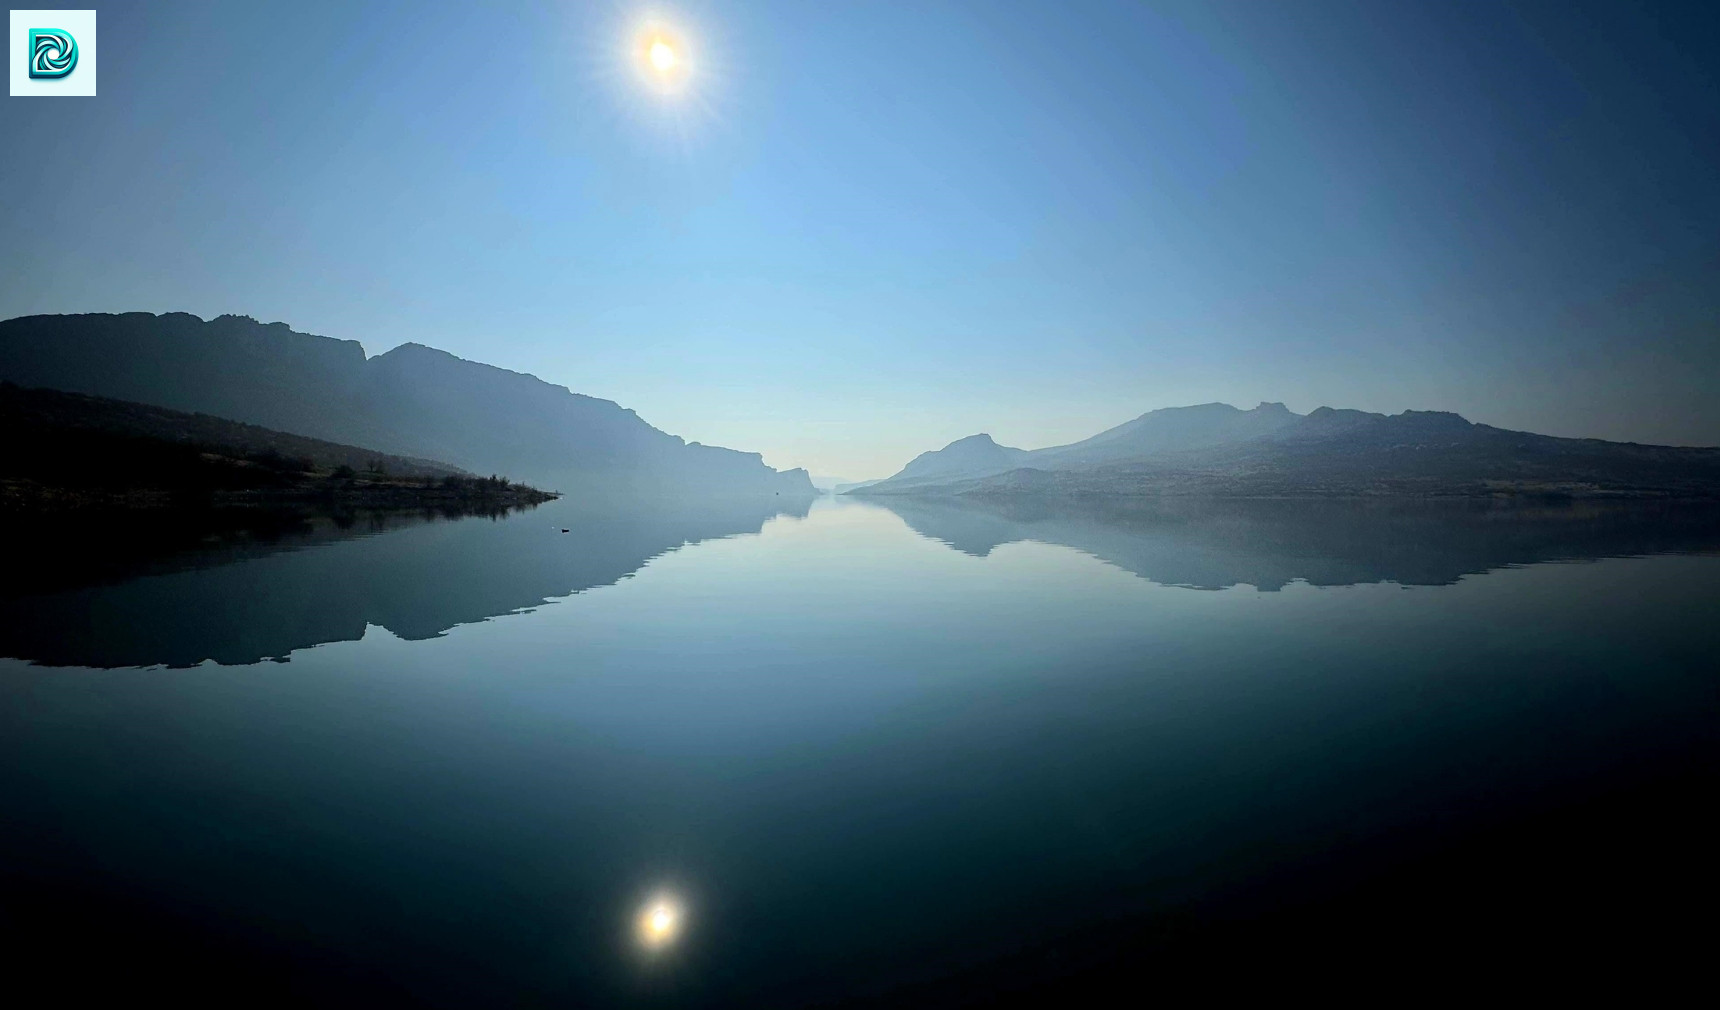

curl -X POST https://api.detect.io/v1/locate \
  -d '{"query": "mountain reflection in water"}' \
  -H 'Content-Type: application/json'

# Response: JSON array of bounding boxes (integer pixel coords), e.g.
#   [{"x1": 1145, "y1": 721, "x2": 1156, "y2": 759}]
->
[
  {"x1": 4, "y1": 494, "x2": 1717, "y2": 670},
  {"x1": 0, "y1": 495, "x2": 815, "y2": 668},
  {"x1": 878, "y1": 496, "x2": 1720, "y2": 589},
  {"x1": 1, "y1": 494, "x2": 1716, "y2": 1004}
]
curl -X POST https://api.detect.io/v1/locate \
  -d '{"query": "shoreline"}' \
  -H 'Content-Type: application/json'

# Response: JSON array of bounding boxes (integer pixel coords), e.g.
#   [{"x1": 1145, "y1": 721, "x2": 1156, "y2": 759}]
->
[{"x1": 0, "y1": 476, "x2": 559, "y2": 514}]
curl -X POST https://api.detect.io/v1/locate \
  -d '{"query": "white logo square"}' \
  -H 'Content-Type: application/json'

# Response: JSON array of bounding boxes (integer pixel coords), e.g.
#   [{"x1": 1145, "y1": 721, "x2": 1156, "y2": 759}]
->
[{"x1": 10, "y1": 9, "x2": 96, "y2": 96}]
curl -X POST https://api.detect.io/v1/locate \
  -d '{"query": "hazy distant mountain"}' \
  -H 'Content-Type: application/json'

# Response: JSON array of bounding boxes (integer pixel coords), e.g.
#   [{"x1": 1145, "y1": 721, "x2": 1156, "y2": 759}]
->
[
  {"x1": 854, "y1": 402, "x2": 1720, "y2": 498},
  {"x1": 833, "y1": 478, "x2": 886, "y2": 494},
  {"x1": 0, "y1": 313, "x2": 813, "y2": 495},
  {"x1": 1033, "y1": 401, "x2": 1301, "y2": 468},
  {"x1": 876, "y1": 434, "x2": 1031, "y2": 491}
]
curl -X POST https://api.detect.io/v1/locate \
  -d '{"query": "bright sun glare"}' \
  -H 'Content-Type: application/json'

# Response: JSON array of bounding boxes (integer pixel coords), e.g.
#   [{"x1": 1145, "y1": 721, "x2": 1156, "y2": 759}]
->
[
  {"x1": 605, "y1": 10, "x2": 717, "y2": 137},
  {"x1": 649, "y1": 39, "x2": 677, "y2": 72},
  {"x1": 636, "y1": 896, "x2": 683, "y2": 950},
  {"x1": 632, "y1": 20, "x2": 689, "y2": 95}
]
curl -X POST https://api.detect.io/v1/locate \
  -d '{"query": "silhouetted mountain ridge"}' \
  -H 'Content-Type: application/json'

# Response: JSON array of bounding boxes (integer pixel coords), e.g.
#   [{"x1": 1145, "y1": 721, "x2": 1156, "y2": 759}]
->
[
  {"x1": 0, "y1": 313, "x2": 813, "y2": 495},
  {"x1": 856, "y1": 402, "x2": 1720, "y2": 498}
]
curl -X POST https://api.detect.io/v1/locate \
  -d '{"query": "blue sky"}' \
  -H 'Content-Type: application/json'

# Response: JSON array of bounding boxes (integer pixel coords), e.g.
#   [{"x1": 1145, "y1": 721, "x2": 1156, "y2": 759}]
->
[{"x1": 3, "y1": 0, "x2": 1717, "y2": 478}]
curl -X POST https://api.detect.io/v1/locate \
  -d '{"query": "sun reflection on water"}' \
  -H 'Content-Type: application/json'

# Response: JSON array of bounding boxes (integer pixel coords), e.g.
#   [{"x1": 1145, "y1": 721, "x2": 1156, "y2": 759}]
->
[{"x1": 636, "y1": 894, "x2": 684, "y2": 951}]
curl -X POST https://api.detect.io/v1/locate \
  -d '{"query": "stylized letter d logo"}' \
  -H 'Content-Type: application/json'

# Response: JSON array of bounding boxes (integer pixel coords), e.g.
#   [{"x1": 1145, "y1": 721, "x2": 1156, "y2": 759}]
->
[{"x1": 29, "y1": 29, "x2": 78, "y2": 79}]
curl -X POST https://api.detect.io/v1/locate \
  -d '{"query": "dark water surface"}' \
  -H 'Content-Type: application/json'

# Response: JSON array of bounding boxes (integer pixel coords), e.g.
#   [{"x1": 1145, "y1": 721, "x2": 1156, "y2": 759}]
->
[{"x1": 2, "y1": 495, "x2": 1717, "y2": 1003}]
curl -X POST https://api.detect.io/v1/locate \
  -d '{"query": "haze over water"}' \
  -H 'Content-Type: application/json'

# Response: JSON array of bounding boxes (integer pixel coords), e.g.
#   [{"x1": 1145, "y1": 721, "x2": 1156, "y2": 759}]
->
[{"x1": 2, "y1": 494, "x2": 1716, "y2": 1002}]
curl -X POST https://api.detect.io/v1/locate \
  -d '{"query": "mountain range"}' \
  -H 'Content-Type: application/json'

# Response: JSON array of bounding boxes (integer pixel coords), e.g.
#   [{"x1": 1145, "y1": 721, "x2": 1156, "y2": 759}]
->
[
  {"x1": 853, "y1": 401, "x2": 1720, "y2": 498},
  {"x1": 0, "y1": 313, "x2": 813, "y2": 495}
]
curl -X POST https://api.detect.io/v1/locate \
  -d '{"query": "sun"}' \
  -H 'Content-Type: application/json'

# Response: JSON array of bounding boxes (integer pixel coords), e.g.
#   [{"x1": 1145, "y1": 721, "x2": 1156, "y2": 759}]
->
[
  {"x1": 603, "y1": 8, "x2": 717, "y2": 128},
  {"x1": 649, "y1": 39, "x2": 677, "y2": 73},
  {"x1": 631, "y1": 20, "x2": 691, "y2": 95}
]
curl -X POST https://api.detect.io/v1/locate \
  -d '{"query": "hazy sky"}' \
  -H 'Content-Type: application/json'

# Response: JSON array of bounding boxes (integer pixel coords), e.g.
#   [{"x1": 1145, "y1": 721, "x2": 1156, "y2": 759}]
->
[{"x1": 3, "y1": 0, "x2": 1717, "y2": 478}]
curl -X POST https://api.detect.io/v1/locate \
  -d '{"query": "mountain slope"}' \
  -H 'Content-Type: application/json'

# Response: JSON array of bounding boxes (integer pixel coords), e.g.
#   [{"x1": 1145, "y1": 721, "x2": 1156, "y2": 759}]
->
[
  {"x1": 1033, "y1": 401, "x2": 1300, "y2": 468},
  {"x1": 0, "y1": 382, "x2": 460, "y2": 478},
  {"x1": 0, "y1": 383, "x2": 556, "y2": 511},
  {"x1": 853, "y1": 403, "x2": 1720, "y2": 498},
  {"x1": 873, "y1": 434, "x2": 1030, "y2": 490},
  {"x1": 0, "y1": 313, "x2": 813, "y2": 494},
  {"x1": 833, "y1": 479, "x2": 885, "y2": 494}
]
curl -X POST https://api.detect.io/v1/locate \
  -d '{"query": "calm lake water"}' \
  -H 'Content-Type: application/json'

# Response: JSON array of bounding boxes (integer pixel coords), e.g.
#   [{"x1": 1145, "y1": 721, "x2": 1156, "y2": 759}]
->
[{"x1": 3, "y1": 494, "x2": 1717, "y2": 1003}]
